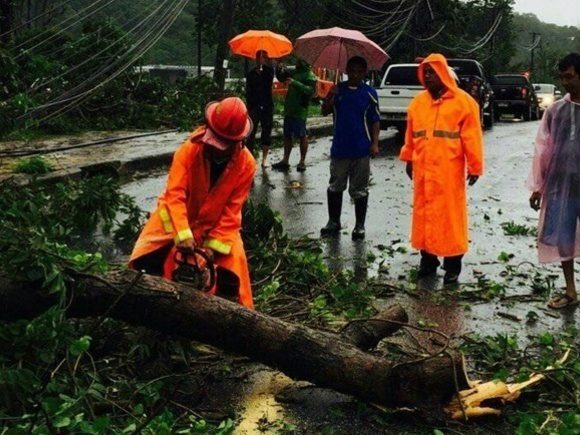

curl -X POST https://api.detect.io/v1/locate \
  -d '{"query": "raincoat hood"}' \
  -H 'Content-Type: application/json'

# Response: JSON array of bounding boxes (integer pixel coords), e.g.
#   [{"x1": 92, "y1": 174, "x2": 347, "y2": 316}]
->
[{"x1": 418, "y1": 53, "x2": 459, "y2": 94}]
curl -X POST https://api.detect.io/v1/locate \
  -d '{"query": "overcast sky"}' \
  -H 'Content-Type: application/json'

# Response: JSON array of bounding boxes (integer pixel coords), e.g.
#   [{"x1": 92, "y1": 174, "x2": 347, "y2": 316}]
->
[{"x1": 512, "y1": 0, "x2": 580, "y2": 28}]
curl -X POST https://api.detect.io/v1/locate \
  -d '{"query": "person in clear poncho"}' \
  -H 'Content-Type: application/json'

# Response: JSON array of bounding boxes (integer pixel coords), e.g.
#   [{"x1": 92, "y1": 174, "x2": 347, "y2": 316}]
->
[{"x1": 528, "y1": 53, "x2": 580, "y2": 309}]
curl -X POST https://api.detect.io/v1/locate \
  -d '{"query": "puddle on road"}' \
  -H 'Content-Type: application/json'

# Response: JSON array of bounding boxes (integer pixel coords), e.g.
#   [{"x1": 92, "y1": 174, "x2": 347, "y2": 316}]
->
[{"x1": 233, "y1": 371, "x2": 293, "y2": 434}]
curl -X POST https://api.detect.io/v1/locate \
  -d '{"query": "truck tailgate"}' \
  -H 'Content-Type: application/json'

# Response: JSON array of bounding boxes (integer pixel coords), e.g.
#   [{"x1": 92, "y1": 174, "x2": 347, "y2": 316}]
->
[
  {"x1": 378, "y1": 86, "x2": 422, "y2": 114},
  {"x1": 493, "y1": 85, "x2": 525, "y2": 101}
]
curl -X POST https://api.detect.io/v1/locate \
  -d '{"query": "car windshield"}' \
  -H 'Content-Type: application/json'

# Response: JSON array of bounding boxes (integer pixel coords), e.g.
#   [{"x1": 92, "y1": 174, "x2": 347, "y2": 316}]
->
[
  {"x1": 447, "y1": 60, "x2": 481, "y2": 76},
  {"x1": 495, "y1": 76, "x2": 527, "y2": 85},
  {"x1": 534, "y1": 84, "x2": 554, "y2": 93},
  {"x1": 384, "y1": 66, "x2": 421, "y2": 86}
]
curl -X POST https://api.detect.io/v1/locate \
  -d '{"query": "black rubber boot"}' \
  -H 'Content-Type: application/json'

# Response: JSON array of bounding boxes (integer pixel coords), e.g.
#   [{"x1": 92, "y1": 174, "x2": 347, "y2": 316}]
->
[
  {"x1": 351, "y1": 195, "x2": 368, "y2": 240},
  {"x1": 320, "y1": 190, "x2": 343, "y2": 237},
  {"x1": 443, "y1": 255, "x2": 463, "y2": 284},
  {"x1": 418, "y1": 250, "x2": 440, "y2": 277}
]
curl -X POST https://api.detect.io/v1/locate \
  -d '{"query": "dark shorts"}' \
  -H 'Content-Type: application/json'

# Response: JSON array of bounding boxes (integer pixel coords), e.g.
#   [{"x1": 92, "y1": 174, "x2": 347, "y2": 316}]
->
[
  {"x1": 283, "y1": 116, "x2": 307, "y2": 138},
  {"x1": 328, "y1": 157, "x2": 370, "y2": 199},
  {"x1": 541, "y1": 196, "x2": 580, "y2": 256}
]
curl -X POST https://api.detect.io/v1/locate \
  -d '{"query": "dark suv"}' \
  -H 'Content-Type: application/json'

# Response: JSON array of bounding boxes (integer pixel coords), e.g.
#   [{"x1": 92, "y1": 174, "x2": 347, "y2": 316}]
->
[
  {"x1": 492, "y1": 74, "x2": 540, "y2": 121},
  {"x1": 446, "y1": 58, "x2": 495, "y2": 130}
]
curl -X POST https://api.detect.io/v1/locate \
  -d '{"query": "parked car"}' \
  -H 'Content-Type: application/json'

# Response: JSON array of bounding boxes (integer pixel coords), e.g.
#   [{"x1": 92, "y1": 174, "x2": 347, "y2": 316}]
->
[
  {"x1": 378, "y1": 63, "x2": 463, "y2": 133},
  {"x1": 492, "y1": 74, "x2": 540, "y2": 121},
  {"x1": 377, "y1": 60, "x2": 491, "y2": 138},
  {"x1": 377, "y1": 63, "x2": 422, "y2": 137},
  {"x1": 446, "y1": 58, "x2": 495, "y2": 130},
  {"x1": 533, "y1": 83, "x2": 563, "y2": 117}
]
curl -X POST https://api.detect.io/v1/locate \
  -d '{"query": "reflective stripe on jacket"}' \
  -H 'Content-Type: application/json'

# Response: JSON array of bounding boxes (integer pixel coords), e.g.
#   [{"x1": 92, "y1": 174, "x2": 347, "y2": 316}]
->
[{"x1": 399, "y1": 53, "x2": 484, "y2": 256}]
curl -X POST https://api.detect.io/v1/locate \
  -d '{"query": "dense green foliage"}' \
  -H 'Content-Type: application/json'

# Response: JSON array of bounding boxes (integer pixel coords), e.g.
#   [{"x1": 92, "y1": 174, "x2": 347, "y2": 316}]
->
[
  {"x1": 3, "y1": 0, "x2": 580, "y2": 138},
  {"x1": 0, "y1": 19, "x2": 225, "y2": 138},
  {"x1": 510, "y1": 13, "x2": 580, "y2": 84}
]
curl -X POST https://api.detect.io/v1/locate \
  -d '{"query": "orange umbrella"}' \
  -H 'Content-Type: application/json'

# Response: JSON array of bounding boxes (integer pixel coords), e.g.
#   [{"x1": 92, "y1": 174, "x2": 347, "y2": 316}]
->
[{"x1": 229, "y1": 30, "x2": 292, "y2": 59}]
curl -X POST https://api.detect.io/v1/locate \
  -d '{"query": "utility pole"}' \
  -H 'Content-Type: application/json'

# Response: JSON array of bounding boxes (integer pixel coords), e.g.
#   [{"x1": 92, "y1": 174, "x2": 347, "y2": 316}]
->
[
  {"x1": 213, "y1": 0, "x2": 236, "y2": 91},
  {"x1": 530, "y1": 32, "x2": 541, "y2": 78}
]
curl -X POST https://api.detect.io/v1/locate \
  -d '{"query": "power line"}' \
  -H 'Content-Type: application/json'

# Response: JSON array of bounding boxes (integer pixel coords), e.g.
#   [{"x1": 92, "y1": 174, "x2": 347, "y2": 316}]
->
[
  {"x1": 432, "y1": 12, "x2": 503, "y2": 55},
  {"x1": 33, "y1": 0, "x2": 159, "y2": 63},
  {"x1": 405, "y1": 24, "x2": 446, "y2": 42},
  {"x1": 14, "y1": 0, "x2": 117, "y2": 55},
  {"x1": 31, "y1": 0, "x2": 183, "y2": 111},
  {"x1": 0, "y1": 0, "x2": 75, "y2": 39},
  {"x1": 26, "y1": 0, "x2": 190, "y2": 124},
  {"x1": 29, "y1": 0, "x2": 172, "y2": 94}
]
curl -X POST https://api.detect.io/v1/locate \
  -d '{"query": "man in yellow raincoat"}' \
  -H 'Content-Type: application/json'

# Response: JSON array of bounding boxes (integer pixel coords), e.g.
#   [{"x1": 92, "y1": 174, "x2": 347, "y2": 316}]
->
[
  {"x1": 129, "y1": 97, "x2": 257, "y2": 308},
  {"x1": 399, "y1": 53, "x2": 484, "y2": 284}
]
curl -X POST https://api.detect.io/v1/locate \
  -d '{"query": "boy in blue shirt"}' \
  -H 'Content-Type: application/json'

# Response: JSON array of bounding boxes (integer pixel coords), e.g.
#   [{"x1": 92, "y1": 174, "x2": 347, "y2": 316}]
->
[{"x1": 320, "y1": 56, "x2": 380, "y2": 240}]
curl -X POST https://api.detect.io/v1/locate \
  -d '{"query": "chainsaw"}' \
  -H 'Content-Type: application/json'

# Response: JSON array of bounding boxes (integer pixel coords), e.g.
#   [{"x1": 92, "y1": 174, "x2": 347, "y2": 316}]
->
[{"x1": 172, "y1": 247, "x2": 216, "y2": 291}]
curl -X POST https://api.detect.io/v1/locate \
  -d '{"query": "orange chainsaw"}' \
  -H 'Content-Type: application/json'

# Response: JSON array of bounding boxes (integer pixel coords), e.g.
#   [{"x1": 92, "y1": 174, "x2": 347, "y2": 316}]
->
[{"x1": 172, "y1": 248, "x2": 216, "y2": 291}]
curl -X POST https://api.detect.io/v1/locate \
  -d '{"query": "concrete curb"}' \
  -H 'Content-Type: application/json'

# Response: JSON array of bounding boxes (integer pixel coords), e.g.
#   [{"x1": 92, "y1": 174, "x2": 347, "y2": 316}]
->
[{"x1": 1, "y1": 119, "x2": 336, "y2": 186}]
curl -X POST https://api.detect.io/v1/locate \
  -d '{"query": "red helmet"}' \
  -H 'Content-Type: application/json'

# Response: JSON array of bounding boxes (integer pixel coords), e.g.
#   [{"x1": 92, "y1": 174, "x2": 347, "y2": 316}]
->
[{"x1": 203, "y1": 97, "x2": 252, "y2": 149}]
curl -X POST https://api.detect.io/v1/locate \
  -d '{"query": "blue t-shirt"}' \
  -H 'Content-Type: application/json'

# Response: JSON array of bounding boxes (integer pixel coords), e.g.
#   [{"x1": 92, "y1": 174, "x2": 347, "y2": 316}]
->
[{"x1": 330, "y1": 82, "x2": 381, "y2": 159}]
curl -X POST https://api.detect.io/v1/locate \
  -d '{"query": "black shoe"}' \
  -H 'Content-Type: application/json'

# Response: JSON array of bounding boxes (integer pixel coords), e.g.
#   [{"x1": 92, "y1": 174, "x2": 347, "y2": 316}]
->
[
  {"x1": 418, "y1": 251, "x2": 440, "y2": 277},
  {"x1": 443, "y1": 272, "x2": 459, "y2": 284},
  {"x1": 351, "y1": 227, "x2": 365, "y2": 240},
  {"x1": 272, "y1": 161, "x2": 290, "y2": 171},
  {"x1": 321, "y1": 220, "x2": 341, "y2": 237}
]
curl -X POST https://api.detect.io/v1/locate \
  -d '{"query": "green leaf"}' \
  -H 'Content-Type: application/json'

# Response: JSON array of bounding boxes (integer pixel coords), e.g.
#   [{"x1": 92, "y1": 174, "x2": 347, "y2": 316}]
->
[
  {"x1": 53, "y1": 416, "x2": 71, "y2": 428},
  {"x1": 538, "y1": 332, "x2": 554, "y2": 346},
  {"x1": 122, "y1": 423, "x2": 137, "y2": 433},
  {"x1": 493, "y1": 368, "x2": 509, "y2": 381},
  {"x1": 69, "y1": 335, "x2": 91, "y2": 356}
]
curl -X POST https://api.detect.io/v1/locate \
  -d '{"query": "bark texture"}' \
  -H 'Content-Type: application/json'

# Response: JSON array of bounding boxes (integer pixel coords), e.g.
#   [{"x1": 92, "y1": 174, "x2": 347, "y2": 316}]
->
[{"x1": 0, "y1": 270, "x2": 468, "y2": 407}]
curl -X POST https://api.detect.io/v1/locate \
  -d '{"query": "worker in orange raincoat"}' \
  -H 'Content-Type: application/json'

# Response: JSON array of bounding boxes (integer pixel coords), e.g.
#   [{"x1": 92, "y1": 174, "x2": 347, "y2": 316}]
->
[
  {"x1": 129, "y1": 97, "x2": 257, "y2": 308},
  {"x1": 399, "y1": 53, "x2": 484, "y2": 284}
]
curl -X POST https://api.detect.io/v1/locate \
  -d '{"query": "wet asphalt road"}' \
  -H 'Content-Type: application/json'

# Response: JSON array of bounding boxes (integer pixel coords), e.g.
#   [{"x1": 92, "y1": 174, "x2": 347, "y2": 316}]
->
[
  {"x1": 123, "y1": 119, "x2": 578, "y2": 337},
  {"x1": 123, "y1": 119, "x2": 578, "y2": 434}
]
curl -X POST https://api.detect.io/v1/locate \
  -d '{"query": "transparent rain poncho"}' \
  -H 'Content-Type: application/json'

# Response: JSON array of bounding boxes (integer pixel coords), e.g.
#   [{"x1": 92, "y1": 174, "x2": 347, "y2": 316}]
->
[{"x1": 528, "y1": 94, "x2": 580, "y2": 263}]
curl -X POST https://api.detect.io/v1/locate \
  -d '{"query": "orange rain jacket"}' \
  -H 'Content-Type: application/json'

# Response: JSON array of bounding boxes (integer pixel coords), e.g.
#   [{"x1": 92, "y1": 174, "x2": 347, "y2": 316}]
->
[
  {"x1": 129, "y1": 127, "x2": 257, "y2": 308},
  {"x1": 399, "y1": 53, "x2": 484, "y2": 257}
]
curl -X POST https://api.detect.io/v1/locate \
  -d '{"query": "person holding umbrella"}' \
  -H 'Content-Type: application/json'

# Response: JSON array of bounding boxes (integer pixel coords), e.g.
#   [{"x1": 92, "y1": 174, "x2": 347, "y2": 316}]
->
[
  {"x1": 246, "y1": 50, "x2": 274, "y2": 168},
  {"x1": 320, "y1": 56, "x2": 380, "y2": 240},
  {"x1": 229, "y1": 30, "x2": 293, "y2": 168},
  {"x1": 271, "y1": 58, "x2": 318, "y2": 172}
]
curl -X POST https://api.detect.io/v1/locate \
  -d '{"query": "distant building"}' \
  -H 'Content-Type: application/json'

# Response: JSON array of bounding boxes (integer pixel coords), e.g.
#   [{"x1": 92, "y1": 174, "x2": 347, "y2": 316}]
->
[{"x1": 135, "y1": 65, "x2": 231, "y2": 84}]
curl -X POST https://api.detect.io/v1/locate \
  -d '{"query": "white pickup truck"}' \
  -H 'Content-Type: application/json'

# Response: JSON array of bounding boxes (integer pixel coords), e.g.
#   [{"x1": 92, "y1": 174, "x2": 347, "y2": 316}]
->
[{"x1": 377, "y1": 63, "x2": 422, "y2": 137}]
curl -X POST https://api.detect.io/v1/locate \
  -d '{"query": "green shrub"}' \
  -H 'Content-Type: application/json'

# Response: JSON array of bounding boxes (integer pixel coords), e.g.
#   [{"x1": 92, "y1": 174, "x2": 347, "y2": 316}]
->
[{"x1": 13, "y1": 155, "x2": 54, "y2": 174}]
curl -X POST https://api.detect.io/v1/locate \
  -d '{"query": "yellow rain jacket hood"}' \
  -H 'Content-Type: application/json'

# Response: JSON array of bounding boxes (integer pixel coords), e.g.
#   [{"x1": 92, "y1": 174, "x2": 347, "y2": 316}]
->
[{"x1": 399, "y1": 53, "x2": 484, "y2": 257}]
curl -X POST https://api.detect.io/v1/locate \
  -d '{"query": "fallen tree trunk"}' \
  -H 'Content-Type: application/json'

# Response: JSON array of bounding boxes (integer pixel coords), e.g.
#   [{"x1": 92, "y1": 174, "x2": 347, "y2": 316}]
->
[{"x1": 0, "y1": 270, "x2": 468, "y2": 407}]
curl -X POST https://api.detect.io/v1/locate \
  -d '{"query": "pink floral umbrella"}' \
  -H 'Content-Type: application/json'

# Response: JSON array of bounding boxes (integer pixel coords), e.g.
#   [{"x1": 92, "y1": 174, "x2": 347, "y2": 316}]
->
[{"x1": 294, "y1": 27, "x2": 389, "y2": 72}]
